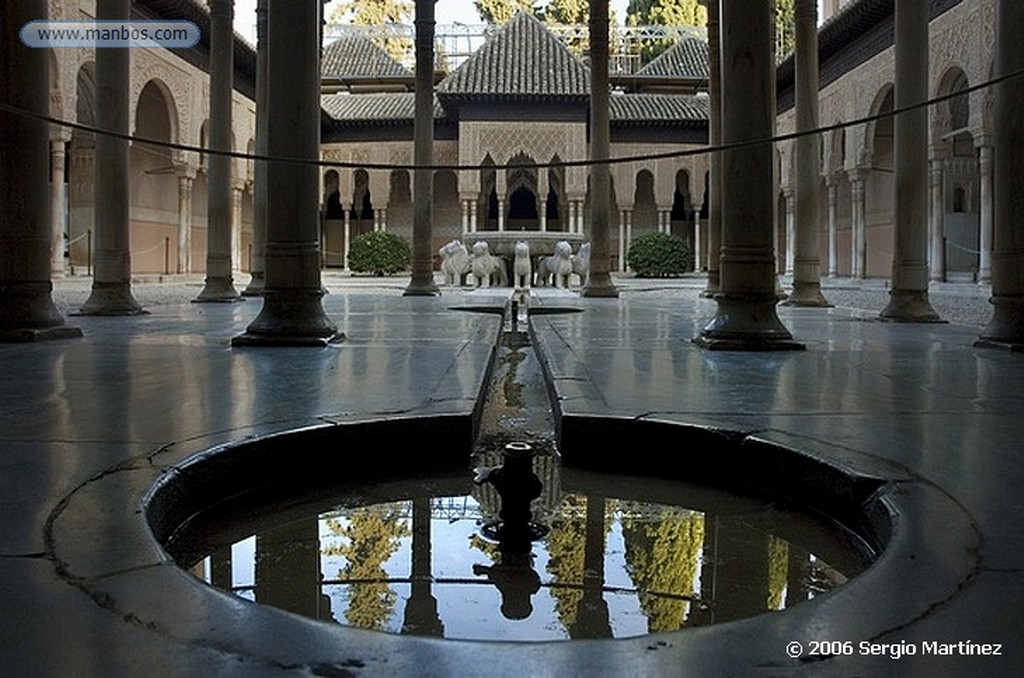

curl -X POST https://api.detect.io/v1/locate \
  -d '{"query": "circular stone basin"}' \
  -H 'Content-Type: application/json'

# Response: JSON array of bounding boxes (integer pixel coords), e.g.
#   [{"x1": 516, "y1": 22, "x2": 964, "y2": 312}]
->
[{"x1": 151, "y1": 419, "x2": 882, "y2": 644}]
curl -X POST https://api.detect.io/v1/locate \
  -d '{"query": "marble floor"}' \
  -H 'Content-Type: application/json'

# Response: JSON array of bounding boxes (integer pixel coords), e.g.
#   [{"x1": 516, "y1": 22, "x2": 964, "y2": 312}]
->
[{"x1": 1, "y1": 275, "x2": 1020, "y2": 676}]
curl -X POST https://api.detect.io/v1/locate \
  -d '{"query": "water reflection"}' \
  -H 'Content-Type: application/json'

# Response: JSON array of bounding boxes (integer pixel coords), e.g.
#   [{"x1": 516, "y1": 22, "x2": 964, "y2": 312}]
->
[{"x1": 190, "y1": 486, "x2": 864, "y2": 642}]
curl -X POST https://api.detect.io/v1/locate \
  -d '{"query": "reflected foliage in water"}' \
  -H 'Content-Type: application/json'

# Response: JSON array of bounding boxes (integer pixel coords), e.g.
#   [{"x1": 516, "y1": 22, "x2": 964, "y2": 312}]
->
[{"x1": 192, "y1": 487, "x2": 864, "y2": 642}]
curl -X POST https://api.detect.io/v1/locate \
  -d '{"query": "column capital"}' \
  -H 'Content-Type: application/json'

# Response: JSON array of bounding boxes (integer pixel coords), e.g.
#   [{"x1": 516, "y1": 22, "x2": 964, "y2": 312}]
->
[
  {"x1": 50, "y1": 127, "x2": 73, "y2": 144},
  {"x1": 174, "y1": 161, "x2": 198, "y2": 180},
  {"x1": 847, "y1": 166, "x2": 870, "y2": 183},
  {"x1": 928, "y1": 142, "x2": 951, "y2": 160}
]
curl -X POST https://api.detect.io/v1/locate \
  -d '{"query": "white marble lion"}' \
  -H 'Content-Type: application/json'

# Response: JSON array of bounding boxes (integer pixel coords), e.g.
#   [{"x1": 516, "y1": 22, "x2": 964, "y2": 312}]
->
[
  {"x1": 538, "y1": 240, "x2": 574, "y2": 288},
  {"x1": 513, "y1": 241, "x2": 532, "y2": 289},
  {"x1": 470, "y1": 241, "x2": 507, "y2": 288},
  {"x1": 439, "y1": 239, "x2": 470, "y2": 286}
]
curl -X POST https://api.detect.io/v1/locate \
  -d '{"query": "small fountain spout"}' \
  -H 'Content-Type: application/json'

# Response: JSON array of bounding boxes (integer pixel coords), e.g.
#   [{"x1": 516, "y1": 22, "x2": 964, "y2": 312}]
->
[{"x1": 473, "y1": 442, "x2": 548, "y2": 549}]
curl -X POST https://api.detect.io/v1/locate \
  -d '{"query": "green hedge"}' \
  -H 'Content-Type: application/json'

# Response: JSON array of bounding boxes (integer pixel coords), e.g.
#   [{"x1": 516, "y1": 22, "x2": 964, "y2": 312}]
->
[
  {"x1": 347, "y1": 231, "x2": 411, "y2": 276},
  {"x1": 626, "y1": 232, "x2": 693, "y2": 277}
]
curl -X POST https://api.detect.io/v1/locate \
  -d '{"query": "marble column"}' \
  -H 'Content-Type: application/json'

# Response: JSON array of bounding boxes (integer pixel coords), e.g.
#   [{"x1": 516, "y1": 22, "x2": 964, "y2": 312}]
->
[
  {"x1": 233, "y1": 0, "x2": 338, "y2": 345},
  {"x1": 695, "y1": 0, "x2": 802, "y2": 350},
  {"x1": 196, "y1": 0, "x2": 241, "y2": 301},
  {"x1": 782, "y1": 187, "x2": 795, "y2": 275},
  {"x1": 568, "y1": 201, "x2": 577, "y2": 235},
  {"x1": 693, "y1": 210, "x2": 701, "y2": 270},
  {"x1": 977, "y1": 140, "x2": 994, "y2": 284},
  {"x1": 977, "y1": 0, "x2": 1024, "y2": 347},
  {"x1": 80, "y1": 0, "x2": 144, "y2": 315},
  {"x1": 826, "y1": 176, "x2": 838, "y2": 277},
  {"x1": 538, "y1": 167, "x2": 549, "y2": 232},
  {"x1": 880, "y1": 0, "x2": 941, "y2": 321},
  {"x1": 0, "y1": 0, "x2": 82, "y2": 340},
  {"x1": 497, "y1": 198, "x2": 506, "y2": 231},
  {"x1": 849, "y1": 168, "x2": 868, "y2": 279},
  {"x1": 617, "y1": 211, "x2": 626, "y2": 271},
  {"x1": 461, "y1": 199, "x2": 470, "y2": 233},
  {"x1": 175, "y1": 166, "x2": 195, "y2": 273},
  {"x1": 701, "y1": 0, "x2": 722, "y2": 298},
  {"x1": 341, "y1": 206, "x2": 352, "y2": 269},
  {"x1": 786, "y1": 0, "x2": 830, "y2": 306},
  {"x1": 582, "y1": 0, "x2": 618, "y2": 297},
  {"x1": 231, "y1": 183, "x2": 244, "y2": 271},
  {"x1": 404, "y1": 0, "x2": 440, "y2": 295},
  {"x1": 470, "y1": 199, "x2": 478, "y2": 233},
  {"x1": 243, "y1": 0, "x2": 269, "y2": 296},
  {"x1": 50, "y1": 132, "x2": 72, "y2": 278},
  {"x1": 928, "y1": 146, "x2": 947, "y2": 281}
]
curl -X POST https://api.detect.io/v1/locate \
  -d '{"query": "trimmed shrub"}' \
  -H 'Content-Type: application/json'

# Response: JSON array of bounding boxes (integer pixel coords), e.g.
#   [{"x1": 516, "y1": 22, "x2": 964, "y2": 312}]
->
[
  {"x1": 626, "y1": 232, "x2": 693, "y2": 277},
  {"x1": 347, "y1": 231, "x2": 411, "y2": 276}
]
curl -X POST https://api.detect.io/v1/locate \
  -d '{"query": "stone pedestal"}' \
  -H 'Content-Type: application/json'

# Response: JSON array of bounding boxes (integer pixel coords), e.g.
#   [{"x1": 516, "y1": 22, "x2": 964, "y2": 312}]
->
[
  {"x1": 977, "y1": 0, "x2": 1024, "y2": 348},
  {"x1": 785, "y1": 0, "x2": 830, "y2": 307},
  {"x1": 0, "y1": 0, "x2": 81, "y2": 341},
  {"x1": 233, "y1": 0, "x2": 339, "y2": 346},
  {"x1": 243, "y1": 0, "x2": 269, "y2": 297},
  {"x1": 695, "y1": 0, "x2": 802, "y2": 351},
  {"x1": 701, "y1": 0, "x2": 722, "y2": 297},
  {"x1": 196, "y1": 0, "x2": 241, "y2": 302},
  {"x1": 581, "y1": 0, "x2": 618, "y2": 298},
  {"x1": 79, "y1": 0, "x2": 144, "y2": 315},
  {"x1": 404, "y1": 0, "x2": 440, "y2": 296},
  {"x1": 880, "y1": 0, "x2": 941, "y2": 322}
]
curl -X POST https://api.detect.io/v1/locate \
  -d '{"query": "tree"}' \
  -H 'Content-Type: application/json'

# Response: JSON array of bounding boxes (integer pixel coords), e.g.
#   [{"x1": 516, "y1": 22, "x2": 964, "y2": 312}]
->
[
  {"x1": 544, "y1": 0, "x2": 589, "y2": 25},
  {"x1": 625, "y1": 0, "x2": 707, "y2": 66},
  {"x1": 329, "y1": 0, "x2": 413, "y2": 63},
  {"x1": 474, "y1": 0, "x2": 537, "y2": 25},
  {"x1": 626, "y1": 0, "x2": 707, "y2": 27},
  {"x1": 775, "y1": 0, "x2": 796, "y2": 59}
]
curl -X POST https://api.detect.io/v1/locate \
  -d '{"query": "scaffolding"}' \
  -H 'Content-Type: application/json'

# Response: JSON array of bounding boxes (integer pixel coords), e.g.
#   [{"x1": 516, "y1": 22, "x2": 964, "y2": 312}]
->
[{"x1": 322, "y1": 23, "x2": 707, "y2": 75}]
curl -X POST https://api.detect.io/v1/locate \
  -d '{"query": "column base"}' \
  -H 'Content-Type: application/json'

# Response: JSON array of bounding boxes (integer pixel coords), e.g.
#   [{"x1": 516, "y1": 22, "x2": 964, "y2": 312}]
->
[
  {"x1": 241, "y1": 272, "x2": 265, "y2": 297},
  {"x1": 693, "y1": 294, "x2": 805, "y2": 351},
  {"x1": 879, "y1": 289, "x2": 943, "y2": 323},
  {"x1": 781, "y1": 282, "x2": 832, "y2": 307},
  {"x1": 232, "y1": 289, "x2": 342, "y2": 347},
  {"x1": 976, "y1": 296, "x2": 1024, "y2": 349},
  {"x1": 0, "y1": 282, "x2": 83, "y2": 341},
  {"x1": 581, "y1": 271, "x2": 619, "y2": 298},
  {"x1": 194, "y1": 277, "x2": 242, "y2": 303},
  {"x1": 701, "y1": 271, "x2": 720, "y2": 298},
  {"x1": 403, "y1": 272, "x2": 441, "y2": 297},
  {"x1": 76, "y1": 283, "x2": 146, "y2": 316}
]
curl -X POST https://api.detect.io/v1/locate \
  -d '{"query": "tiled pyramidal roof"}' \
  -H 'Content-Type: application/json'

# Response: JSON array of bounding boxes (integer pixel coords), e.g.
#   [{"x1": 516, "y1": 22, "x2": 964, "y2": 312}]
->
[
  {"x1": 321, "y1": 92, "x2": 444, "y2": 125},
  {"x1": 322, "y1": 34, "x2": 412, "y2": 79},
  {"x1": 437, "y1": 11, "x2": 590, "y2": 100},
  {"x1": 635, "y1": 37, "x2": 709, "y2": 80},
  {"x1": 610, "y1": 93, "x2": 708, "y2": 124}
]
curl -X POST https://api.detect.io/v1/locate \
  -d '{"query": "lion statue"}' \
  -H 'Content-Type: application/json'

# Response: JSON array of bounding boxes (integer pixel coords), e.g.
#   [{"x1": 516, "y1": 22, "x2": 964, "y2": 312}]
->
[
  {"x1": 571, "y1": 241, "x2": 590, "y2": 287},
  {"x1": 439, "y1": 239, "x2": 470, "y2": 286},
  {"x1": 537, "y1": 240, "x2": 574, "y2": 288},
  {"x1": 470, "y1": 241, "x2": 507, "y2": 288},
  {"x1": 512, "y1": 241, "x2": 532, "y2": 289}
]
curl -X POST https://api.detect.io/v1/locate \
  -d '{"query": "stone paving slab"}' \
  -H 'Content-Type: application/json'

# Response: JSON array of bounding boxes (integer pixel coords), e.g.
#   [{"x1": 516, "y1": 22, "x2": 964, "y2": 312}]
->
[{"x1": 1, "y1": 275, "x2": 1021, "y2": 676}]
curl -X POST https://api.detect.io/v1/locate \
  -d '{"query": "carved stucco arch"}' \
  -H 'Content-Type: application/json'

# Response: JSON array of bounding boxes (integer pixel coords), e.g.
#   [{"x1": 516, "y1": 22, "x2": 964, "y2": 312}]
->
[
  {"x1": 932, "y1": 64, "x2": 970, "y2": 145},
  {"x1": 130, "y1": 56, "x2": 189, "y2": 146},
  {"x1": 861, "y1": 82, "x2": 894, "y2": 168}
]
